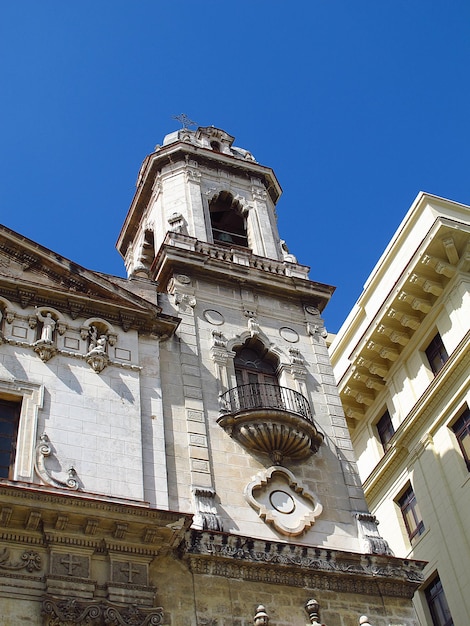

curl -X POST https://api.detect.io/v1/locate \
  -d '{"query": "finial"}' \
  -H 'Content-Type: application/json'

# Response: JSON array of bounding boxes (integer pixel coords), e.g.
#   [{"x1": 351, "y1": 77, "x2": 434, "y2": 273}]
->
[
  {"x1": 172, "y1": 113, "x2": 197, "y2": 129},
  {"x1": 305, "y1": 599, "x2": 323, "y2": 626},
  {"x1": 254, "y1": 605, "x2": 269, "y2": 626}
]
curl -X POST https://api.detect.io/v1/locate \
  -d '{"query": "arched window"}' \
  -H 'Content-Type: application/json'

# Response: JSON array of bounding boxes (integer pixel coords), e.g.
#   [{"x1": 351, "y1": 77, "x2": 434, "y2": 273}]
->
[
  {"x1": 209, "y1": 192, "x2": 248, "y2": 248},
  {"x1": 234, "y1": 346, "x2": 278, "y2": 387},
  {"x1": 234, "y1": 340, "x2": 280, "y2": 409}
]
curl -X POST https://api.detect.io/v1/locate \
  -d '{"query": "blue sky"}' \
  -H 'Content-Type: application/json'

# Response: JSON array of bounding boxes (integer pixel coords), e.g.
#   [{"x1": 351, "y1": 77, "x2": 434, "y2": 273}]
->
[{"x1": 1, "y1": 2, "x2": 469, "y2": 332}]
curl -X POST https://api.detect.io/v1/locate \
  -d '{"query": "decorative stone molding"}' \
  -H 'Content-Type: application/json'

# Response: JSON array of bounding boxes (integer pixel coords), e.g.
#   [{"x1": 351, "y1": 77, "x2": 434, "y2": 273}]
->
[
  {"x1": 0, "y1": 547, "x2": 41, "y2": 572},
  {"x1": 33, "y1": 341, "x2": 57, "y2": 363},
  {"x1": 356, "y1": 356, "x2": 388, "y2": 378},
  {"x1": 42, "y1": 596, "x2": 164, "y2": 626},
  {"x1": 168, "y1": 212, "x2": 187, "y2": 234},
  {"x1": 387, "y1": 308, "x2": 421, "y2": 330},
  {"x1": 245, "y1": 466, "x2": 323, "y2": 536},
  {"x1": 35, "y1": 433, "x2": 80, "y2": 490},
  {"x1": 174, "y1": 292, "x2": 196, "y2": 310},
  {"x1": 85, "y1": 345, "x2": 109, "y2": 373},
  {"x1": 186, "y1": 530, "x2": 425, "y2": 597},
  {"x1": 289, "y1": 347, "x2": 308, "y2": 382},
  {"x1": 192, "y1": 487, "x2": 223, "y2": 531},
  {"x1": 366, "y1": 340, "x2": 399, "y2": 361},
  {"x1": 421, "y1": 254, "x2": 456, "y2": 277},
  {"x1": 353, "y1": 512, "x2": 393, "y2": 556}
]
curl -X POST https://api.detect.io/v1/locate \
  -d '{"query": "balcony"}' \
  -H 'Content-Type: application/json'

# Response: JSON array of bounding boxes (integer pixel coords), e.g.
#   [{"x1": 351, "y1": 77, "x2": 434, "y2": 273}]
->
[{"x1": 217, "y1": 384, "x2": 323, "y2": 465}]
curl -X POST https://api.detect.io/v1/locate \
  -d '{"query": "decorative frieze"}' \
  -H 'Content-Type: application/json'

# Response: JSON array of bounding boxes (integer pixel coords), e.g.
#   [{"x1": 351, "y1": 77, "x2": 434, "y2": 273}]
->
[
  {"x1": 186, "y1": 530, "x2": 425, "y2": 598},
  {"x1": 42, "y1": 596, "x2": 163, "y2": 626},
  {"x1": 0, "y1": 547, "x2": 41, "y2": 572}
]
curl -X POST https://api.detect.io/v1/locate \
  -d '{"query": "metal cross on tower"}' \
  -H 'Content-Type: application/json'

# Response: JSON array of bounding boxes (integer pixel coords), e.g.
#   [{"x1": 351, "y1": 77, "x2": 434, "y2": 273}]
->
[{"x1": 172, "y1": 113, "x2": 197, "y2": 129}]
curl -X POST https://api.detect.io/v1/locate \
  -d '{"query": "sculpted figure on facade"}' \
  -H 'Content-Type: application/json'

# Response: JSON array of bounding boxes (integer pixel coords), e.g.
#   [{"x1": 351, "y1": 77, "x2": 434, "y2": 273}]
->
[{"x1": 36, "y1": 310, "x2": 56, "y2": 343}]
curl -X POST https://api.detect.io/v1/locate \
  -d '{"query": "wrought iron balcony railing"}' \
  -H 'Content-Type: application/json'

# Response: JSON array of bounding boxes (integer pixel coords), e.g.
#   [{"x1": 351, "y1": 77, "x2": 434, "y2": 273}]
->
[
  {"x1": 217, "y1": 383, "x2": 322, "y2": 464},
  {"x1": 220, "y1": 384, "x2": 312, "y2": 421}
]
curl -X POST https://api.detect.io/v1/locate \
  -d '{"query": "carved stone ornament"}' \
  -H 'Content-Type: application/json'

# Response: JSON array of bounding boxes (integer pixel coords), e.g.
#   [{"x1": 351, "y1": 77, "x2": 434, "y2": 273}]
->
[
  {"x1": 245, "y1": 466, "x2": 323, "y2": 536},
  {"x1": 353, "y1": 512, "x2": 393, "y2": 556},
  {"x1": 0, "y1": 547, "x2": 41, "y2": 572},
  {"x1": 174, "y1": 292, "x2": 196, "y2": 310},
  {"x1": 35, "y1": 433, "x2": 79, "y2": 490},
  {"x1": 192, "y1": 486, "x2": 223, "y2": 532},
  {"x1": 305, "y1": 598, "x2": 325, "y2": 626},
  {"x1": 187, "y1": 529, "x2": 425, "y2": 598},
  {"x1": 42, "y1": 596, "x2": 164, "y2": 626},
  {"x1": 85, "y1": 333, "x2": 109, "y2": 373},
  {"x1": 254, "y1": 605, "x2": 269, "y2": 626},
  {"x1": 33, "y1": 341, "x2": 58, "y2": 363}
]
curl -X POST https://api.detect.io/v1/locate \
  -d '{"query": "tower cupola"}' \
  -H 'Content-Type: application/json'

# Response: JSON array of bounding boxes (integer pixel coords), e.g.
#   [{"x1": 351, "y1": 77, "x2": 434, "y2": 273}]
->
[{"x1": 117, "y1": 126, "x2": 285, "y2": 278}]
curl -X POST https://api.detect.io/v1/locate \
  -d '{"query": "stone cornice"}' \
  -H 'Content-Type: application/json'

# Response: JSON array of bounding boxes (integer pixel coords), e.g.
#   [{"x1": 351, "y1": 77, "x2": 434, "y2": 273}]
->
[
  {"x1": 153, "y1": 233, "x2": 334, "y2": 312},
  {"x1": 184, "y1": 530, "x2": 425, "y2": 598},
  {"x1": 363, "y1": 332, "x2": 470, "y2": 503},
  {"x1": 333, "y1": 224, "x2": 469, "y2": 425},
  {"x1": 0, "y1": 227, "x2": 180, "y2": 336},
  {"x1": 0, "y1": 483, "x2": 192, "y2": 551}
]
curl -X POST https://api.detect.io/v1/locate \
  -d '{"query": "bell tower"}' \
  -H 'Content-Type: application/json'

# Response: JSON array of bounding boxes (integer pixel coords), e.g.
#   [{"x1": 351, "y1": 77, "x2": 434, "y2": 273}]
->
[
  {"x1": 117, "y1": 126, "x2": 286, "y2": 277},
  {"x1": 117, "y1": 125, "x2": 388, "y2": 554}
]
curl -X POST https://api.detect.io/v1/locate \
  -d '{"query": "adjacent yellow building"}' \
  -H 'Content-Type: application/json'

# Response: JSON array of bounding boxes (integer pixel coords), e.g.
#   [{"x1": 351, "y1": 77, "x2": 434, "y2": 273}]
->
[{"x1": 330, "y1": 192, "x2": 470, "y2": 626}]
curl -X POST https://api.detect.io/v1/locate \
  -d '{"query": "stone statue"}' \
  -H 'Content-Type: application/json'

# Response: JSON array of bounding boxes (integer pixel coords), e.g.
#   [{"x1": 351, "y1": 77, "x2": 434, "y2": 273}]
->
[
  {"x1": 88, "y1": 326, "x2": 98, "y2": 351},
  {"x1": 36, "y1": 311, "x2": 56, "y2": 343}
]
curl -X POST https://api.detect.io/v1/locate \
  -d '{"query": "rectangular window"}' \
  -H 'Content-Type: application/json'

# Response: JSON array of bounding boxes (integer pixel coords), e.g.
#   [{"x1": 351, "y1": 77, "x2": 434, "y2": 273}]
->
[
  {"x1": 425, "y1": 575, "x2": 454, "y2": 626},
  {"x1": 0, "y1": 399, "x2": 21, "y2": 479},
  {"x1": 397, "y1": 484, "x2": 425, "y2": 542},
  {"x1": 425, "y1": 333, "x2": 449, "y2": 376},
  {"x1": 377, "y1": 410, "x2": 395, "y2": 451},
  {"x1": 451, "y1": 406, "x2": 470, "y2": 471}
]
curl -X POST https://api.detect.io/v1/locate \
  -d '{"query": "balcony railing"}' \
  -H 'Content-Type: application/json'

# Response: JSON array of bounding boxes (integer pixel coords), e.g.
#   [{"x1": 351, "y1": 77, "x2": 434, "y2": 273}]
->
[{"x1": 220, "y1": 383, "x2": 312, "y2": 421}]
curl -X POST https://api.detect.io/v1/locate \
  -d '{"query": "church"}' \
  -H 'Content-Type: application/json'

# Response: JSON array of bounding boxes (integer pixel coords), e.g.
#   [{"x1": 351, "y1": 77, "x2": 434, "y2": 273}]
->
[{"x1": 0, "y1": 126, "x2": 424, "y2": 625}]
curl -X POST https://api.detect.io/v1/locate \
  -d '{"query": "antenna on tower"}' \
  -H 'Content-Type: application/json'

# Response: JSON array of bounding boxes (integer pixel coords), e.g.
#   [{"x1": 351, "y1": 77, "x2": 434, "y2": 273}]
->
[{"x1": 173, "y1": 113, "x2": 197, "y2": 129}]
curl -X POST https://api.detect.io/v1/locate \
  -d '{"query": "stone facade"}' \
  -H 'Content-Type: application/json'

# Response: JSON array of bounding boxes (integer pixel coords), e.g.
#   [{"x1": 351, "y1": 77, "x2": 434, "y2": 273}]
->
[
  {"x1": 0, "y1": 127, "x2": 424, "y2": 625},
  {"x1": 330, "y1": 193, "x2": 470, "y2": 625}
]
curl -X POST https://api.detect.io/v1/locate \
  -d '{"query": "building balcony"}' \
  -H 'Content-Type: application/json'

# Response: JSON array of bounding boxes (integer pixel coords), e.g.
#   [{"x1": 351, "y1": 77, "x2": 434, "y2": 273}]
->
[{"x1": 217, "y1": 383, "x2": 323, "y2": 465}]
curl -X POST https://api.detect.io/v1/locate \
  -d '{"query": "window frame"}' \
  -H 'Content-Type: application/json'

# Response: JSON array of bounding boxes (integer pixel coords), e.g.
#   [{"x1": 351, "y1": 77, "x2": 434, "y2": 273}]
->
[
  {"x1": 424, "y1": 574, "x2": 454, "y2": 626},
  {"x1": 376, "y1": 409, "x2": 395, "y2": 452},
  {"x1": 0, "y1": 380, "x2": 43, "y2": 483},
  {"x1": 450, "y1": 406, "x2": 470, "y2": 471},
  {"x1": 0, "y1": 398, "x2": 21, "y2": 479},
  {"x1": 425, "y1": 332, "x2": 449, "y2": 376},
  {"x1": 396, "y1": 483, "x2": 425, "y2": 543}
]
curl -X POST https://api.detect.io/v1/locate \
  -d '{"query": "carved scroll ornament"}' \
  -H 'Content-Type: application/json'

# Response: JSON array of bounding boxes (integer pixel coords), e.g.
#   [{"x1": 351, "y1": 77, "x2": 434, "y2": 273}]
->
[
  {"x1": 42, "y1": 596, "x2": 164, "y2": 626},
  {"x1": 35, "y1": 433, "x2": 79, "y2": 490}
]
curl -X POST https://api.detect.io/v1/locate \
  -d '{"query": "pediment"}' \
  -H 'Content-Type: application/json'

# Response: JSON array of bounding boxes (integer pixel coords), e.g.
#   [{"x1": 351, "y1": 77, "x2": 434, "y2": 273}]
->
[{"x1": 0, "y1": 224, "x2": 178, "y2": 335}]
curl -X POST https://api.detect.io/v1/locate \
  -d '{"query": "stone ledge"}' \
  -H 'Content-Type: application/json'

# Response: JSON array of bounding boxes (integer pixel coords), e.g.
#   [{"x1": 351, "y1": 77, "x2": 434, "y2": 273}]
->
[{"x1": 185, "y1": 529, "x2": 426, "y2": 598}]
